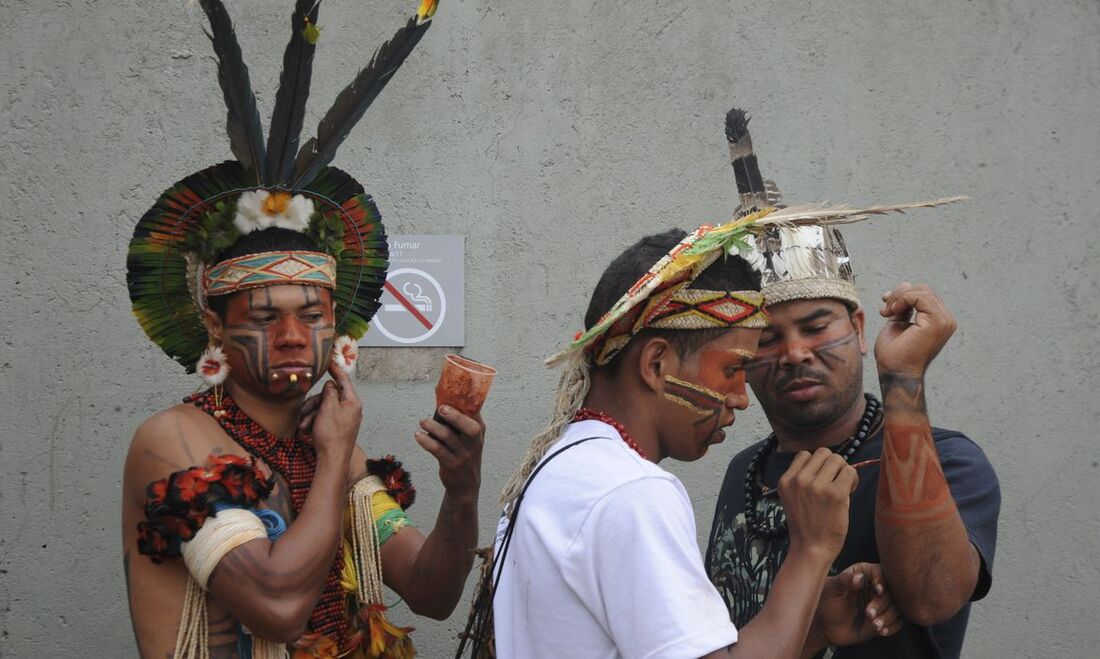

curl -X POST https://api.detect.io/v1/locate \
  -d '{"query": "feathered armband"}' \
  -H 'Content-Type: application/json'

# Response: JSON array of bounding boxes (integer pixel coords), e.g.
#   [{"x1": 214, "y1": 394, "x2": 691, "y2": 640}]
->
[{"x1": 137, "y1": 454, "x2": 274, "y2": 562}]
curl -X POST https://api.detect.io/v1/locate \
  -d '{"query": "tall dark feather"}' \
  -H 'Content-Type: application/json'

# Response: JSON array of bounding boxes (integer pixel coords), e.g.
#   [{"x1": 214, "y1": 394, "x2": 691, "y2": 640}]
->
[
  {"x1": 199, "y1": 0, "x2": 268, "y2": 185},
  {"x1": 725, "y1": 106, "x2": 766, "y2": 206},
  {"x1": 291, "y1": 16, "x2": 432, "y2": 188},
  {"x1": 265, "y1": 0, "x2": 321, "y2": 184}
]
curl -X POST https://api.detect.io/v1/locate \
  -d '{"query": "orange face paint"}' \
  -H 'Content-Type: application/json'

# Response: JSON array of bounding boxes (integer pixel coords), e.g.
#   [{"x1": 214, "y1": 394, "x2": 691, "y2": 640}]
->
[
  {"x1": 694, "y1": 348, "x2": 752, "y2": 401},
  {"x1": 663, "y1": 349, "x2": 752, "y2": 419}
]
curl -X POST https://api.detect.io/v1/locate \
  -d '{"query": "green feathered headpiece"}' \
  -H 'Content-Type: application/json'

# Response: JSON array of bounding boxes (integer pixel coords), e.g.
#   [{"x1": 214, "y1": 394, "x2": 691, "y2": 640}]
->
[{"x1": 126, "y1": 0, "x2": 440, "y2": 372}]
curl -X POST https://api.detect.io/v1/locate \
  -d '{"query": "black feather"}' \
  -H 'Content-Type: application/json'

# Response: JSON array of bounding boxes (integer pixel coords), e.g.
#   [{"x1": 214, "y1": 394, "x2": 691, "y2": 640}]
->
[
  {"x1": 199, "y1": 0, "x2": 268, "y2": 185},
  {"x1": 265, "y1": 0, "x2": 321, "y2": 185},
  {"x1": 291, "y1": 16, "x2": 432, "y2": 188},
  {"x1": 724, "y1": 106, "x2": 765, "y2": 197},
  {"x1": 725, "y1": 108, "x2": 750, "y2": 144}
]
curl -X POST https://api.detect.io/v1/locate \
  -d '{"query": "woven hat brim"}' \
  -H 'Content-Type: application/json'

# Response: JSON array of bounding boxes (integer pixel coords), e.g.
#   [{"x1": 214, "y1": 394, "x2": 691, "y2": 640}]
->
[{"x1": 762, "y1": 278, "x2": 859, "y2": 309}]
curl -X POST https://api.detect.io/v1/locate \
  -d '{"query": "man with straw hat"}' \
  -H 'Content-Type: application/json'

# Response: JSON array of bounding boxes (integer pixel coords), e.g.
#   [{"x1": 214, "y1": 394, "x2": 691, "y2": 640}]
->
[{"x1": 704, "y1": 109, "x2": 1000, "y2": 658}]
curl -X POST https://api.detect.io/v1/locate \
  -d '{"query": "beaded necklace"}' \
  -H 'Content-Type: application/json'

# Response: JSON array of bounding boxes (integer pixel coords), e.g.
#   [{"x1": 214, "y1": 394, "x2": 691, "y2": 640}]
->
[
  {"x1": 573, "y1": 408, "x2": 649, "y2": 460},
  {"x1": 742, "y1": 393, "x2": 883, "y2": 538},
  {"x1": 187, "y1": 390, "x2": 350, "y2": 645}
]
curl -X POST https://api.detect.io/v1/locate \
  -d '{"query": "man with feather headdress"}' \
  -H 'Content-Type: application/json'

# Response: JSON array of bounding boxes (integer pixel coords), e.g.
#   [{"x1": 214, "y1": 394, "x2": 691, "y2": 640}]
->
[
  {"x1": 121, "y1": 2, "x2": 483, "y2": 658},
  {"x1": 704, "y1": 109, "x2": 1000, "y2": 659}
]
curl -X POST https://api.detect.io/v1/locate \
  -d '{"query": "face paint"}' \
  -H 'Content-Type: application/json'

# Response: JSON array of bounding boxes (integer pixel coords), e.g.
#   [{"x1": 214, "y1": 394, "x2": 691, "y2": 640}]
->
[
  {"x1": 655, "y1": 328, "x2": 760, "y2": 462},
  {"x1": 747, "y1": 331, "x2": 857, "y2": 392},
  {"x1": 220, "y1": 285, "x2": 335, "y2": 398},
  {"x1": 663, "y1": 375, "x2": 726, "y2": 419},
  {"x1": 223, "y1": 289, "x2": 274, "y2": 388},
  {"x1": 301, "y1": 285, "x2": 335, "y2": 385},
  {"x1": 694, "y1": 348, "x2": 752, "y2": 399},
  {"x1": 745, "y1": 300, "x2": 864, "y2": 429}
]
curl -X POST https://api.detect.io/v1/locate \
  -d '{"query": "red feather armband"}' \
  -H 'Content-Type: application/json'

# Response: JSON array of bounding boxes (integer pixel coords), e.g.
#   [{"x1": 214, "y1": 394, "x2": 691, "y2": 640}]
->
[
  {"x1": 137, "y1": 454, "x2": 274, "y2": 562},
  {"x1": 366, "y1": 455, "x2": 416, "y2": 510}
]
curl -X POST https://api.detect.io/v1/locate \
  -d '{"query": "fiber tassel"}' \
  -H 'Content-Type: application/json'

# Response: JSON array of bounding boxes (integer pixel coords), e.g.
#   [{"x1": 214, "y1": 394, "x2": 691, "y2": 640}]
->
[
  {"x1": 174, "y1": 509, "x2": 277, "y2": 658},
  {"x1": 171, "y1": 577, "x2": 210, "y2": 659},
  {"x1": 251, "y1": 637, "x2": 289, "y2": 659},
  {"x1": 348, "y1": 476, "x2": 386, "y2": 605},
  {"x1": 347, "y1": 476, "x2": 416, "y2": 657}
]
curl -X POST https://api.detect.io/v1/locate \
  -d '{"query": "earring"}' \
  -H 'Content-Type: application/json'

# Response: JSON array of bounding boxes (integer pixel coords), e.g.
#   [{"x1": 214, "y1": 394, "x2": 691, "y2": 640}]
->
[
  {"x1": 198, "y1": 345, "x2": 230, "y2": 386},
  {"x1": 197, "y1": 345, "x2": 230, "y2": 419},
  {"x1": 332, "y1": 335, "x2": 359, "y2": 374}
]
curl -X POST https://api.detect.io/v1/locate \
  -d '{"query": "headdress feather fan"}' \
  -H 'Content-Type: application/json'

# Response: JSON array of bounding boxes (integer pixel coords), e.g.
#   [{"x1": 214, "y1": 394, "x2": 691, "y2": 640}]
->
[
  {"x1": 292, "y1": 16, "x2": 434, "y2": 187},
  {"x1": 129, "y1": 1, "x2": 440, "y2": 372},
  {"x1": 198, "y1": 0, "x2": 268, "y2": 185},
  {"x1": 265, "y1": 0, "x2": 322, "y2": 183}
]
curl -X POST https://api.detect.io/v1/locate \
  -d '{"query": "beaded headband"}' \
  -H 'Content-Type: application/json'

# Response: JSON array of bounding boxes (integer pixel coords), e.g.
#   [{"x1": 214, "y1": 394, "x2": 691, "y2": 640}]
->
[
  {"x1": 204, "y1": 251, "x2": 337, "y2": 297},
  {"x1": 646, "y1": 289, "x2": 767, "y2": 330},
  {"x1": 593, "y1": 288, "x2": 767, "y2": 366}
]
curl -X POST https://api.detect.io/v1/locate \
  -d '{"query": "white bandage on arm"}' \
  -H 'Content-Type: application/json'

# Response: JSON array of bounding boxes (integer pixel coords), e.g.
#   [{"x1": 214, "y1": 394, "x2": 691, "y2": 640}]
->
[
  {"x1": 181, "y1": 508, "x2": 269, "y2": 589},
  {"x1": 173, "y1": 508, "x2": 286, "y2": 659}
]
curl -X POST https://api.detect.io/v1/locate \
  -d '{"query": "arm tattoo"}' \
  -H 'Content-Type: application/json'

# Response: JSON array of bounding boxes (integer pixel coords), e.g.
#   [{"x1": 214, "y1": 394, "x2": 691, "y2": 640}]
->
[
  {"x1": 218, "y1": 550, "x2": 287, "y2": 598},
  {"x1": 878, "y1": 373, "x2": 927, "y2": 415},
  {"x1": 169, "y1": 643, "x2": 240, "y2": 659},
  {"x1": 208, "y1": 645, "x2": 241, "y2": 659}
]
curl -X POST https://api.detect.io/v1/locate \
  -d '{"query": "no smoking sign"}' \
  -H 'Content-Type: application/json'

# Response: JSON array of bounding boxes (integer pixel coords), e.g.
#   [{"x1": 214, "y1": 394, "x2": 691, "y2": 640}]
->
[{"x1": 362, "y1": 235, "x2": 465, "y2": 347}]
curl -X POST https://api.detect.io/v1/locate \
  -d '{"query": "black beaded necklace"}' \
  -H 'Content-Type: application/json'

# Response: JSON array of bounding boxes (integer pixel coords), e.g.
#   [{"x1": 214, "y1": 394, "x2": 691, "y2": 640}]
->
[{"x1": 743, "y1": 393, "x2": 883, "y2": 538}]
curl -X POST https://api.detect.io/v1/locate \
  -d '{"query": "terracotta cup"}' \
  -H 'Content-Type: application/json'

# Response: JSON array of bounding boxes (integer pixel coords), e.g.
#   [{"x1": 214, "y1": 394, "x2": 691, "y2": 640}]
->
[{"x1": 434, "y1": 354, "x2": 497, "y2": 418}]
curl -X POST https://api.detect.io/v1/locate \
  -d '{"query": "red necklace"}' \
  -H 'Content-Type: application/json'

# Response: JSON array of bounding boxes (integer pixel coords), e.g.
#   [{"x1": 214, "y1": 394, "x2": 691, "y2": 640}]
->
[{"x1": 572, "y1": 408, "x2": 649, "y2": 460}]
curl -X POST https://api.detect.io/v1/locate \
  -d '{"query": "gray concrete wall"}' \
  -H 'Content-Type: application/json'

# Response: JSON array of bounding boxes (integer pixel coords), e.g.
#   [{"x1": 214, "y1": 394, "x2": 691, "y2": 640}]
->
[{"x1": 1, "y1": 0, "x2": 1097, "y2": 656}]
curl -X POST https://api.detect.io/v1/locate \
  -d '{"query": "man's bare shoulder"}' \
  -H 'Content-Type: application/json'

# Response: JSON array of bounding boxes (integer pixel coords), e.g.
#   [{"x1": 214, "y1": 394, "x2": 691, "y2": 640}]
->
[{"x1": 123, "y1": 403, "x2": 239, "y2": 507}]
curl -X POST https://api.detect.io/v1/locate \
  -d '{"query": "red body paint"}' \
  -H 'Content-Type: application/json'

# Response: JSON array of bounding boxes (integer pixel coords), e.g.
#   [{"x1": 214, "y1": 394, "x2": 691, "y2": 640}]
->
[{"x1": 877, "y1": 423, "x2": 953, "y2": 526}]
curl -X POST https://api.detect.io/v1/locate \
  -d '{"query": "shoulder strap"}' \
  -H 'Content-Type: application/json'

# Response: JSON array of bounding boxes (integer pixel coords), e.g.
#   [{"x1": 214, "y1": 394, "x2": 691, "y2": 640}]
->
[
  {"x1": 455, "y1": 435, "x2": 611, "y2": 655},
  {"x1": 469, "y1": 436, "x2": 608, "y2": 647}
]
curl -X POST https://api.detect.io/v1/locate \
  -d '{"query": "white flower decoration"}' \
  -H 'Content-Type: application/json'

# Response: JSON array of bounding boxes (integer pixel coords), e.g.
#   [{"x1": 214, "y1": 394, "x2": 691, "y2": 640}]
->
[
  {"x1": 332, "y1": 335, "x2": 359, "y2": 374},
  {"x1": 233, "y1": 190, "x2": 314, "y2": 235},
  {"x1": 197, "y1": 345, "x2": 229, "y2": 386}
]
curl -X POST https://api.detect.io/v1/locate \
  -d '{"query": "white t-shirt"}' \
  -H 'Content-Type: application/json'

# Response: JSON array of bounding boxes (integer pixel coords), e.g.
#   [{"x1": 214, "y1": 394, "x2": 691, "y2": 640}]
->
[{"x1": 492, "y1": 420, "x2": 738, "y2": 659}]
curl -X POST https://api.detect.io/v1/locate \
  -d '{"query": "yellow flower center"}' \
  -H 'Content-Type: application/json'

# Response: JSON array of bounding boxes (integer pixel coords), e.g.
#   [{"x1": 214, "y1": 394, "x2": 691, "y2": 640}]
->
[{"x1": 262, "y1": 192, "x2": 292, "y2": 216}]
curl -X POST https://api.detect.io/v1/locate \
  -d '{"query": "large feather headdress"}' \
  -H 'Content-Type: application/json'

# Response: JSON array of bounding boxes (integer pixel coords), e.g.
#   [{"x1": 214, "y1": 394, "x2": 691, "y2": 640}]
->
[
  {"x1": 722, "y1": 107, "x2": 965, "y2": 307},
  {"x1": 127, "y1": 0, "x2": 440, "y2": 372}
]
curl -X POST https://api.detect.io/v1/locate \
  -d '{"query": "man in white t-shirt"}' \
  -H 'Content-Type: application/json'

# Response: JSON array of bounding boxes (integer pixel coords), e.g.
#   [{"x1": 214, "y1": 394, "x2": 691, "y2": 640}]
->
[{"x1": 459, "y1": 226, "x2": 899, "y2": 659}]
